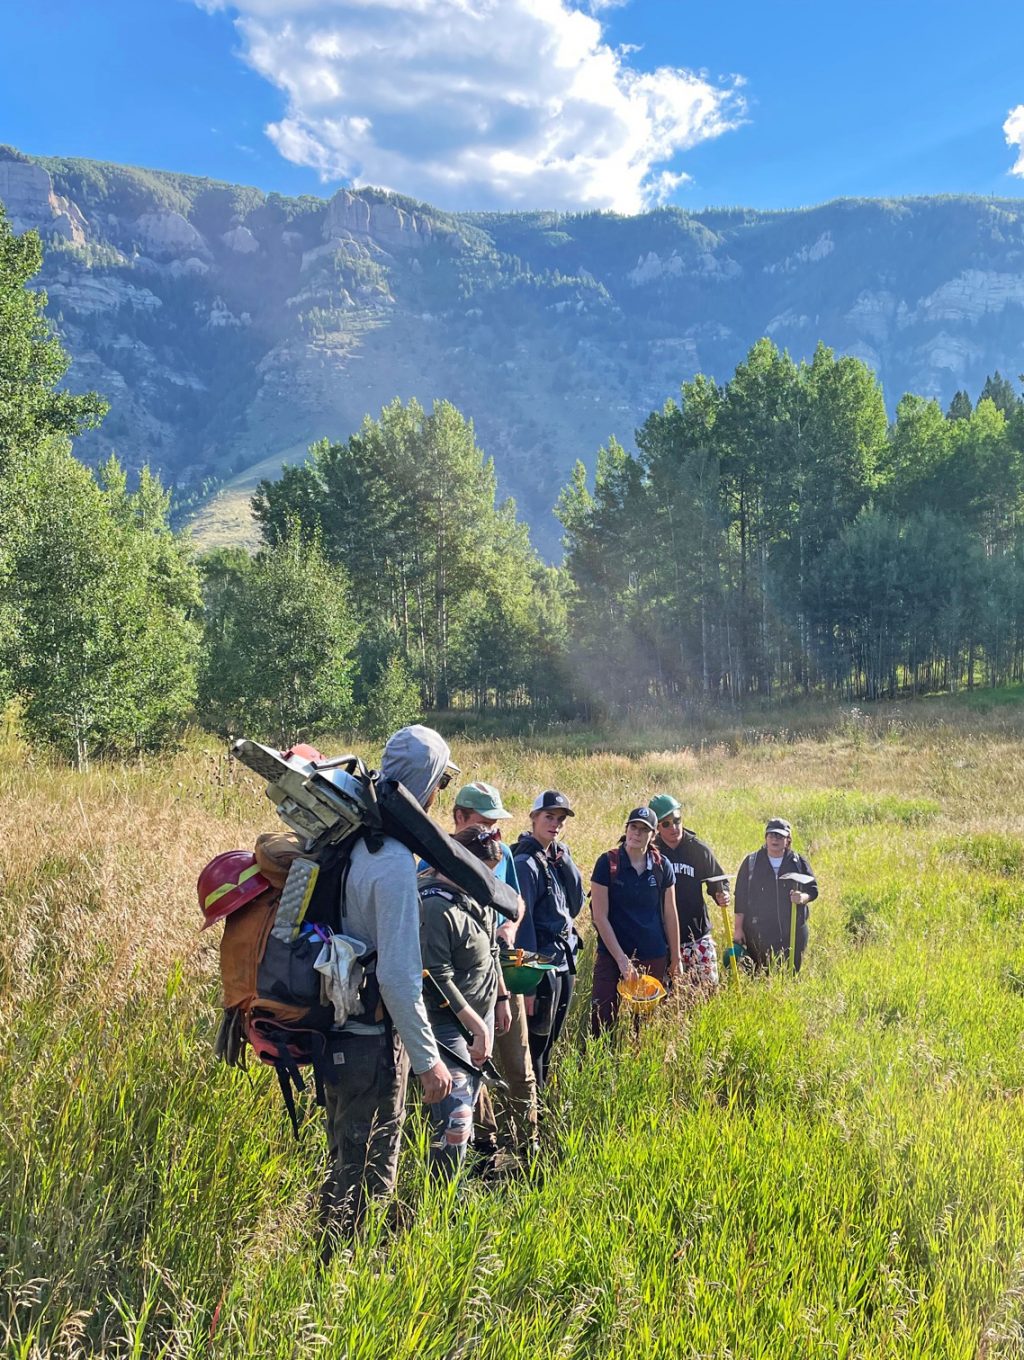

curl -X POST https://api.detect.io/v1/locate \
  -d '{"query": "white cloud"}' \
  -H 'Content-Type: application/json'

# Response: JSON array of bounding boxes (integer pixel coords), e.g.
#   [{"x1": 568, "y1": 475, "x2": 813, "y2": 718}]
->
[
  {"x1": 1006, "y1": 105, "x2": 1024, "y2": 178},
  {"x1": 201, "y1": 0, "x2": 745, "y2": 212}
]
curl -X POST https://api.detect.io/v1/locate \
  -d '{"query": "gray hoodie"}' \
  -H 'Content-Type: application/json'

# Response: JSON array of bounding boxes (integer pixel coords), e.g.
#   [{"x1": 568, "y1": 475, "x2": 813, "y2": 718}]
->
[
  {"x1": 340, "y1": 725, "x2": 452, "y2": 1074},
  {"x1": 380, "y1": 724, "x2": 451, "y2": 807}
]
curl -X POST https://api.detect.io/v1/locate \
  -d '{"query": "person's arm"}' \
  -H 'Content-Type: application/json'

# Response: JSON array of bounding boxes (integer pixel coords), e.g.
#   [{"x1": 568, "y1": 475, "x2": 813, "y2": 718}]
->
[
  {"x1": 493, "y1": 989, "x2": 512, "y2": 1037},
  {"x1": 514, "y1": 855, "x2": 540, "y2": 954},
  {"x1": 558, "y1": 846, "x2": 586, "y2": 918},
  {"x1": 491, "y1": 910, "x2": 512, "y2": 1037},
  {"x1": 801, "y1": 856, "x2": 818, "y2": 904},
  {"x1": 732, "y1": 855, "x2": 749, "y2": 944},
  {"x1": 457, "y1": 1002, "x2": 492, "y2": 1066},
  {"x1": 496, "y1": 845, "x2": 525, "y2": 947},
  {"x1": 703, "y1": 844, "x2": 730, "y2": 906},
  {"x1": 372, "y1": 852, "x2": 450, "y2": 1099},
  {"x1": 513, "y1": 855, "x2": 542, "y2": 1014},
  {"x1": 590, "y1": 856, "x2": 637, "y2": 980},
  {"x1": 662, "y1": 877, "x2": 682, "y2": 975},
  {"x1": 788, "y1": 855, "x2": 818, "y2": 908}
]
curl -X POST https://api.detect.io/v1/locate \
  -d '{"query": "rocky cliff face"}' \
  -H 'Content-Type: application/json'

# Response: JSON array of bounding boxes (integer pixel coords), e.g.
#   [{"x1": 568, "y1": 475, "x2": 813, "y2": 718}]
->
[
  {"x1": 0, "y1": 158, "x2": 88, "y2": 244},
  {"x1": 3, "y1": 146, "x2": 1023, "y2": 552}
]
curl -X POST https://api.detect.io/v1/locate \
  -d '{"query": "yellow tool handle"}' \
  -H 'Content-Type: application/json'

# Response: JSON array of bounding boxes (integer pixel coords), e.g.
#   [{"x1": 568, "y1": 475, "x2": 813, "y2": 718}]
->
[{"x1": 720, "y1": 900, "x2": 740, "y2": 985}]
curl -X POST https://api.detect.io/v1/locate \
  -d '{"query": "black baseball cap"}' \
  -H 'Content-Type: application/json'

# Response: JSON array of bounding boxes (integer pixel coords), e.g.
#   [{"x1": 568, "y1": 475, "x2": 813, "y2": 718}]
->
[
  {"x1": 765, "y1": 818, "x2": 792, "y2": 837},
  {"x1": 530, "y1": 790, "x2": 575, "y2": 817},
  {"x1": 626, "y1": 806, "x2": 658, "y2": 832}
]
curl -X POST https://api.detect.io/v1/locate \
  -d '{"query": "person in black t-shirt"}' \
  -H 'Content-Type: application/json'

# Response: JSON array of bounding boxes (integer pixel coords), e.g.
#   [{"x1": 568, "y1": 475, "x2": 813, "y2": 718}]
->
[{"x1": 649, "y1": 793, "x2": 729, "y2": 988}]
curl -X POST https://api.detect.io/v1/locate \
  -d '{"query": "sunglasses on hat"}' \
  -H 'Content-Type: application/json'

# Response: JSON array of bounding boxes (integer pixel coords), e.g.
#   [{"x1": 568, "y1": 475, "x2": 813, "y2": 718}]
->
[{"x1": 437, "y1": 760, "x2": 461, "y2": 792}]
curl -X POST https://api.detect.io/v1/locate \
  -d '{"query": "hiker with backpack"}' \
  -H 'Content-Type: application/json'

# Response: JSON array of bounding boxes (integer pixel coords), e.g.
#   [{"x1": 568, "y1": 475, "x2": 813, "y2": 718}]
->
[
  {"x1": 513, "y1": 791, "x2": 585, "y2": 1090},
  {"x1": 589, "y1": 807, "x2": 682, "y2": 1034},
  {"x1": 649, "y1": 793, "x2": 730, "y2": 989},
  {"x1": 450, "y1": 781, "x2": 538, "y2": 1168},
  {"x1": 418, "y1": 825, "x2": 512, "y2": 1178},
  {"x1": 317, "y1": 724, "x2": 458, "y2": 1248},
  {"x1": 732, "y1": 818, "x2": 818, "y2": 973}
]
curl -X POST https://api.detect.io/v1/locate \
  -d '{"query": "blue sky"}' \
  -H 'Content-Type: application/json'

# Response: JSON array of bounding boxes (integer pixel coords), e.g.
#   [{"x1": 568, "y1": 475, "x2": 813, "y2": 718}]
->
[{"x1": 4, "y1": 0, "x2": 1024, "y2": 213}]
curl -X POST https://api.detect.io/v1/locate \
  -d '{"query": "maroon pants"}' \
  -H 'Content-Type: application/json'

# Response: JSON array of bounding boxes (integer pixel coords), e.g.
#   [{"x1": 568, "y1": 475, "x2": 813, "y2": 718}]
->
[{"x1": 590, "y1": 951, "x2": 668, "y2": 1036}]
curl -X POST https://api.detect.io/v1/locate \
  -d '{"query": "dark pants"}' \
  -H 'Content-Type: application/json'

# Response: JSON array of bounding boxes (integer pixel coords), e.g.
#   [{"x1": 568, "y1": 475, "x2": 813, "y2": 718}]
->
[
  {"x1": 746, "y1": 923, "x2": 809, "y2": 973},
  {"x1": 590, "y1": 951, "x2": 668, "y2": 1035},
  {"x1": 319, "y1": 1028, "x2": 410, "y2": 1244},
  {"x1": 528, "y1": 970, "x2": 575, "y2": 1090}
]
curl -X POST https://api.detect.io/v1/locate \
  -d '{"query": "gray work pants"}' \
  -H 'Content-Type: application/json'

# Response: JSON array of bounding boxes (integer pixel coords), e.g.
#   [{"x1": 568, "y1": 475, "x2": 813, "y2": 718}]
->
[{"x1": 319, "y1": 1027, "x2": 410, "y2": 1242}]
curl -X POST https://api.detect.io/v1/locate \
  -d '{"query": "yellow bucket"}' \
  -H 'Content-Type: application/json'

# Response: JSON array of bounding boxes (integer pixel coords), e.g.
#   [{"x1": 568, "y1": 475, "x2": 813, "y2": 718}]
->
[{"x1": 616, "y1": 973, "x2": 667, "y2": 1013}]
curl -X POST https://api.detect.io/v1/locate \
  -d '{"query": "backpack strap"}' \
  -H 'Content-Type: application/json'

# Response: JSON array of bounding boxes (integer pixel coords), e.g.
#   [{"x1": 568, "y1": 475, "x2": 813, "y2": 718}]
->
[
  {"x1": 273, "y1": 1041, "x2": 306, "y2": 1140},
  {"x1": 419, "y1": 886, "x2": 459, "y2": 904},
  {"x1": 608, "y1": 845, "x2": 665, "y2": 885},
  {"x1": 246, "y1": 1019, "x2": 331, "y2": 1140},
  {"x1": 653, "y1": 848, "x2": 673, "y2": 894}
]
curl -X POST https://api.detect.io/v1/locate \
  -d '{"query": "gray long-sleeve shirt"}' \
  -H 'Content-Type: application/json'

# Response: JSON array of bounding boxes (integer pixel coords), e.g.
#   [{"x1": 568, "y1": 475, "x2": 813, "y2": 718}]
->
[{"x1": 340, "y1": 835, "x2": 440, "y2": 1075}]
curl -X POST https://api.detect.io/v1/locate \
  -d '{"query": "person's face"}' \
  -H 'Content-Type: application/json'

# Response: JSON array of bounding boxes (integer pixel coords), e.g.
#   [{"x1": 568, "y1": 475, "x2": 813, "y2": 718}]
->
[
  {"x1": 456, "y1": 807, "x2": 502, "y2": 839},
  {"x1": 624, "y1": 822, "x2": 654, "y2": 854},
  {"x1": 657, "y1": 812, "x2": 683, "y2": 848},
  {"x1": 765, "y1": 831, "x2": 789, "y2": 855},
  {"x1": 532, "y1": 808, "x2": 568, "y2": 846}
]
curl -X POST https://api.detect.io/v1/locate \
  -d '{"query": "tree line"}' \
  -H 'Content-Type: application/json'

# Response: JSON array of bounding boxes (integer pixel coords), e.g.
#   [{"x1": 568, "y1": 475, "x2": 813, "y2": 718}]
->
[
  {"x1": 3, "y1": 200, "x2": 1024, "y2": 764},
  {"x1": 558, "y1": 340, "x2": 1024, "y2": 706}
]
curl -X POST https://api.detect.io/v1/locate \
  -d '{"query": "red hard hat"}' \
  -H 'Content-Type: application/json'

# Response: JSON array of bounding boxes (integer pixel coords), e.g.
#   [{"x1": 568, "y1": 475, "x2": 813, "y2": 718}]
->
[{"x1": 197, "y1": 850, "x2": 272, "y2": 930}]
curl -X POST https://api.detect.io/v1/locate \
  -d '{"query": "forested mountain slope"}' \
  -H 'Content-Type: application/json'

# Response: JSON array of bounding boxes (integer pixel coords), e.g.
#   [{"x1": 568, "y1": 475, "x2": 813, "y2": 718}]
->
[{"x1": 3, "y1": 144, "x2": 1023, "y2": 550}]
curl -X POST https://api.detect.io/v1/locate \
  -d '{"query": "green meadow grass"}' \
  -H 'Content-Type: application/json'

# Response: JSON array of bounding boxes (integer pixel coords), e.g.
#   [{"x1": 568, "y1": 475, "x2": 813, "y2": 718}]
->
[{"x1": 3, "y1": 706, "x2": 1024, "y2": 1357}]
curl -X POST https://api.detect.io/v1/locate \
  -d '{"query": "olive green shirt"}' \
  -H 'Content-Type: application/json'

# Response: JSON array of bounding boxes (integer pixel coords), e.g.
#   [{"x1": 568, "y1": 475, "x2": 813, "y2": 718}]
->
[{"x1": 418, "y1": 874, "x2": 501, "y2": 1024}]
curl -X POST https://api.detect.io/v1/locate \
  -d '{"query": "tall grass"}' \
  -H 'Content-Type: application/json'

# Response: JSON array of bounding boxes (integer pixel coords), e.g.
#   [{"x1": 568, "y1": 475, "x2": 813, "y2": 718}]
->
[{"x1": 3, "y1": 707, "x2": 1024, "y2": 1356}]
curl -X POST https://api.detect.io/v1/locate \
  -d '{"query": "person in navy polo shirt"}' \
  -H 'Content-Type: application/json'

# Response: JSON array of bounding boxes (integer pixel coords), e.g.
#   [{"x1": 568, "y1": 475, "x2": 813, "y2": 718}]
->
[
  {"x1": 513, "y1": 790, "x2": 584, "y2": 1090},
  {"x1": 589, "y1": 807, "x2": 683, "y2": 1034}
]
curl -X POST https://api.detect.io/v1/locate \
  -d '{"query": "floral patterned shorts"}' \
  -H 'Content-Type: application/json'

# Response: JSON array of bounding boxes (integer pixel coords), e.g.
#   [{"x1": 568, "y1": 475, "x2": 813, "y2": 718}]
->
[{"x1": 680, "y1": 933, "x2": 719, "y2": 987}]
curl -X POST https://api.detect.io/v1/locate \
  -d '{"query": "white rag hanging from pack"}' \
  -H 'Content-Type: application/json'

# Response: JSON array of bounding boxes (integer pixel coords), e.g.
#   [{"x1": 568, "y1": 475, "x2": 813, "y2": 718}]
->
[{"x1": 313, "y1": 933, "x2": 369, "y2": 1024}]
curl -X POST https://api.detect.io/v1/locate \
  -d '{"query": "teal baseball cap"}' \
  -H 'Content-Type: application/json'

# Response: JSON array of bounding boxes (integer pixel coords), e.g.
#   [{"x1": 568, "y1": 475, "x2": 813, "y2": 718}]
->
[
  {"x1": 453, "y1": 780, "x2": 512, "y2": 820},
  {"x1": 649, "y1": 794, "x2": 681, "y2": 822}
]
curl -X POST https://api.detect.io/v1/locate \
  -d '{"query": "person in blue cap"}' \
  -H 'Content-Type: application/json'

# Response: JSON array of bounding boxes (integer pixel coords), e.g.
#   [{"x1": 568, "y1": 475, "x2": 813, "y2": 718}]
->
[
  {"x1": 512, "y1": 791, "x2": 584, "y2": 1090},
  {"x1": 589, "y1": 807, "x2": 682, "y2": 1034}
]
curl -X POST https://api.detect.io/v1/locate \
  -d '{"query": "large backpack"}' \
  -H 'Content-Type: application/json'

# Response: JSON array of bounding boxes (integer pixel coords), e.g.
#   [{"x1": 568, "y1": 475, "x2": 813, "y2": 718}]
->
[
  {"x1": 213, "y1": 739, "x2": 520, "y2": 1135},
  {"x1": 216, "y1": 831, "x2": 374, "y2": 1137}
]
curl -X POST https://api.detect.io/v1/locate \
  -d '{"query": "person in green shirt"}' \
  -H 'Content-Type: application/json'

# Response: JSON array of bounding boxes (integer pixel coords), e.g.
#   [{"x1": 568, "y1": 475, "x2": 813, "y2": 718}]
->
[{"x1": 418, "y1": 825, "x2": 512, "y2": 1178}]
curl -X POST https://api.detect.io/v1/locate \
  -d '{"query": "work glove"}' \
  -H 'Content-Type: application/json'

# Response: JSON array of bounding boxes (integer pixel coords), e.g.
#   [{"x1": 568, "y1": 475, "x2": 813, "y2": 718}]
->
[{"x1": 722, "y1": 943, "x2": 745, "y2": 972}]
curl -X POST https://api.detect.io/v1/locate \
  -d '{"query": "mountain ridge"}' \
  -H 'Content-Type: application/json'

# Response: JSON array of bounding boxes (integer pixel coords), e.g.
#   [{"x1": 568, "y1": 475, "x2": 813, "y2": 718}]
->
[{"x1": 3, "y1": 144, "x2": 1023, "y2": 553}]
